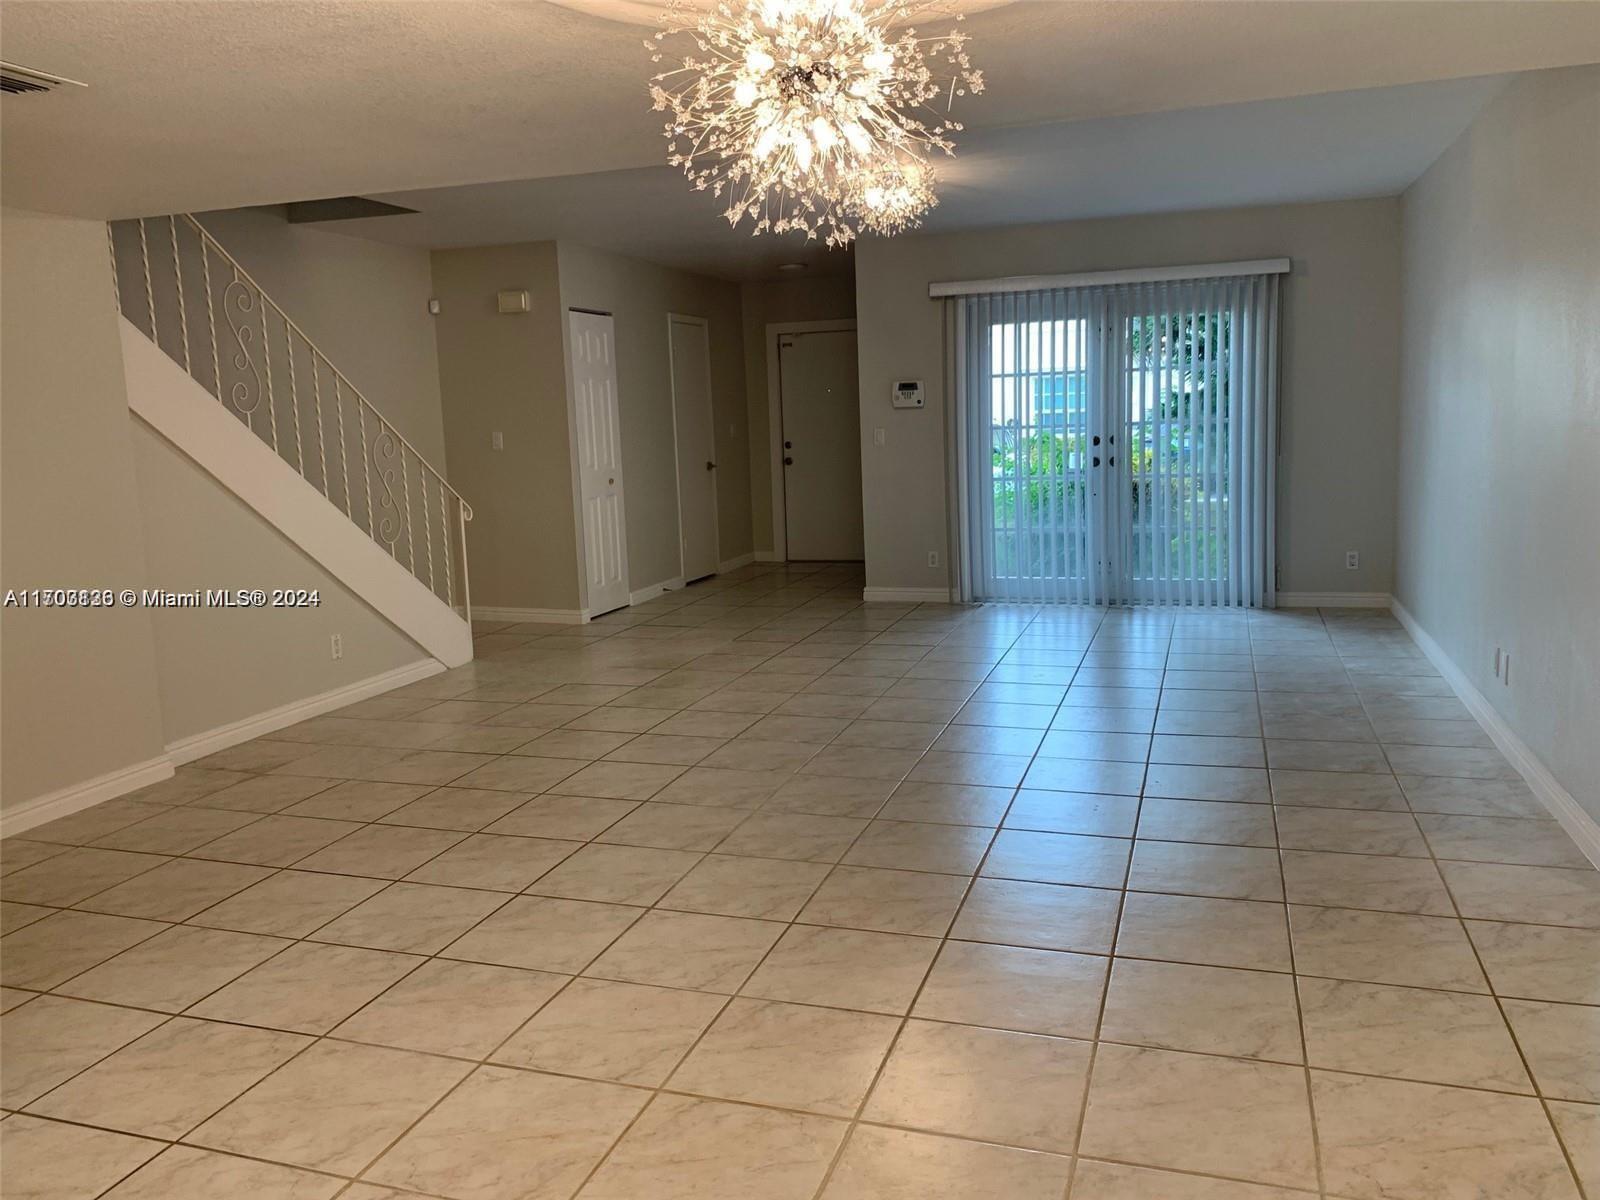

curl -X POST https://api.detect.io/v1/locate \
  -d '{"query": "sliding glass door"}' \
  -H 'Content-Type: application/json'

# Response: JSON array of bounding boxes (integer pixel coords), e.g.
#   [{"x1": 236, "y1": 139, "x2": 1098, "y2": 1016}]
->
[{"x1": 955, "y1": 271, "x2": 1279, "y2": 607}]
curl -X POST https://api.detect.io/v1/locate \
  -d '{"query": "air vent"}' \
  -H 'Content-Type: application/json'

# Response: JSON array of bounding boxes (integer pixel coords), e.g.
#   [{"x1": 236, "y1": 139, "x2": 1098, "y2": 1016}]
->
[{"x1": 0, "y1": 60, "x2": 87, "y2": 95}]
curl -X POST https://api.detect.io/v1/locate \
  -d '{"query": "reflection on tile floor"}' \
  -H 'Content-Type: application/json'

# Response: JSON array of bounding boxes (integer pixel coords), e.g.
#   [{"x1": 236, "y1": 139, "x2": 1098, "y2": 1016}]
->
[{"x1": 3, "y1": 561, "x2": 1596, "y2": 1199}]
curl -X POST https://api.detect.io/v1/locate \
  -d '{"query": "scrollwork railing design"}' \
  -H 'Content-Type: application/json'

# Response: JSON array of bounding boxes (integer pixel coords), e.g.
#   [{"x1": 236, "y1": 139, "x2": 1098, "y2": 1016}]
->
[{"x1": 108, "y1": 214, "x2": 472, "y2": 619}]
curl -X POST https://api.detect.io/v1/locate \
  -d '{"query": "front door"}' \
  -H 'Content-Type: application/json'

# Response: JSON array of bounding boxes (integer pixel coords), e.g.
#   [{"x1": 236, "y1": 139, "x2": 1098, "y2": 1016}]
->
[
  {"x1": 568, "y1": 310, "x2": 630, "y2": 616},
  {"x1": 779, "y1": 329, "x2": 864, "y2": 561}
]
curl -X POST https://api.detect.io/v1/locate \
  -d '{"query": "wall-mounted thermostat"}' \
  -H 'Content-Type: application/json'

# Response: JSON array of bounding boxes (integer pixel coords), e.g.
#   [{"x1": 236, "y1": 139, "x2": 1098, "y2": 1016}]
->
[
  {"x1": 497, "y1": 290, "x2": 530, "y2": 314},
  {"x1": 891, "y1": 379, "x2": 925, "y2": 409}
]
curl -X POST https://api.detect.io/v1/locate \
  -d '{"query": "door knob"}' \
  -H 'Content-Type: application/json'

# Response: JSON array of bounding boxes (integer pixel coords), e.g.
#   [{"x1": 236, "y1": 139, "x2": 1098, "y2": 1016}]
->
[
  {"x1": 784, "y1": 456, "x2": 794, "y2": 466},
  {"x1": 607, "y1": 477, "x2": 614, "y2": 485},
  {"x1": 705, "y1": 460, "x2": 716, "y2": 471}
]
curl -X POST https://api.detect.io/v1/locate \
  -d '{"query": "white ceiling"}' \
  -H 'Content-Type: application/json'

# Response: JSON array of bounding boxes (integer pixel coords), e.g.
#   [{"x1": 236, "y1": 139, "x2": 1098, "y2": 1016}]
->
[
  {"x1": 4, "y1": 0, "x2": 1598, "y2": 222},
  {"x1": 311, "y1": 74, "x2": 1506, "y2": 281}
]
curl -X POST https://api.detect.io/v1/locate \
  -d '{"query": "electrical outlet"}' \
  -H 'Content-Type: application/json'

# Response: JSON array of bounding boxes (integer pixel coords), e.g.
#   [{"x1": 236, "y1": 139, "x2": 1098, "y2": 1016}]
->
[
  {"x1": 874, "y1": 427, "x2": 886, "y2": 446},
  {"x1": 1344, "y1": 550, "x2": 1360, "y2": 570},
  {"x1": 928, "y1": 550, "x2": 940, "y2": 568},
  {"x1": 330, "y1": 633, "x2": 343, "y2": 661},
  {"x1": 491, "y1": 432, "x2": 504, "y2": 451}
]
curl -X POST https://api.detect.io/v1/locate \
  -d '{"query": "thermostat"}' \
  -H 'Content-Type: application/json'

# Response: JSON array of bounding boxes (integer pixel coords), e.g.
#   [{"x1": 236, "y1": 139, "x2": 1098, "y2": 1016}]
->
[
  {"x1": 497, "y1": 290, "x2": 530, "y2": 314},
  {"x1": 891, "y1": 379, "x2": 925, "y2": 409}
]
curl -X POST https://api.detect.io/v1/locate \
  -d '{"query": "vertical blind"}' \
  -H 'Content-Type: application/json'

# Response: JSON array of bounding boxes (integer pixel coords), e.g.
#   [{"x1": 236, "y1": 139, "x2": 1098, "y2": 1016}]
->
[{"x1": 949, "y1": 269, "x2": 1281, "y2": 607}]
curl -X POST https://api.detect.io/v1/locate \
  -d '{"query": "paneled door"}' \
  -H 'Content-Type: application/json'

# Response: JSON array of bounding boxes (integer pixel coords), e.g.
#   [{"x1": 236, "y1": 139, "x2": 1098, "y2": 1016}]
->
[
  {"x1": 779, "y1": 329, "x2": 864, "y2": 561},
  {"x1": 568, "y1": 309, "x2": 630, "y2": 616},
  {"x1": 668, "y1": 314, "x2": 720, "y2": 582}
]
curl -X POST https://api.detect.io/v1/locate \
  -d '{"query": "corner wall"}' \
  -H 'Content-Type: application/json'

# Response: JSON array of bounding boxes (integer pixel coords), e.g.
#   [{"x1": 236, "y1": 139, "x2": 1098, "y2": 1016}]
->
[
  {"x1": 853, "y1": 198, "x2": 1403, "y2": 596},
  {"x1": 1396, "y1": 65, "x2": 1600, "y2": 822}
]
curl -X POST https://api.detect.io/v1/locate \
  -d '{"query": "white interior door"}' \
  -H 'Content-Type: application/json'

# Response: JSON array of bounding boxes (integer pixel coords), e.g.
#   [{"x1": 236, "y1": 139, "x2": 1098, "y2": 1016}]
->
[
  {"x1": 568, "y1": 310, "x2": 630, "y2": 616},
  {"x1": 668, "y1": 315, "x2": 720, "y2": 582},
  {"x1": 779, "y1": 329, "x2": 863, "y2": 561}
]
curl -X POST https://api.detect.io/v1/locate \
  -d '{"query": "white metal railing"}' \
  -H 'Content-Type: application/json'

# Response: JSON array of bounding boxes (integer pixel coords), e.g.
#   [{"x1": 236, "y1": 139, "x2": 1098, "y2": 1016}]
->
[{"x1": 109, "y1": 214, "x2": 472, "y2": 619}]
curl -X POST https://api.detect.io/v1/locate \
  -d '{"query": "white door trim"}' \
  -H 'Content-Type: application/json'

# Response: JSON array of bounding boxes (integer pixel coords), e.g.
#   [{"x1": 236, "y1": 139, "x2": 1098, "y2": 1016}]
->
[
  {"x1": 766, "y1": 318, "x2": 858, "y2": 562},
  {"x1": 667, "y1": 313, "x2": 721, "y2": 581}
]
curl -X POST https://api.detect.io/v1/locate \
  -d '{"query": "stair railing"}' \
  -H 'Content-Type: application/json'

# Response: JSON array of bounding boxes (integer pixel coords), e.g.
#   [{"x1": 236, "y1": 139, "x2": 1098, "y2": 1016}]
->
[{"x1": 108, "y1": 214, "x2": 472, "y2": 620}]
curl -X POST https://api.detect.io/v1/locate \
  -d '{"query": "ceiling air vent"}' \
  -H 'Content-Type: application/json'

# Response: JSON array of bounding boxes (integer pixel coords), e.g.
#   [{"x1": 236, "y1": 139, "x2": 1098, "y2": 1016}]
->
[{"x1": 0, "y1": 61, "x2": 87, "y2": 96}]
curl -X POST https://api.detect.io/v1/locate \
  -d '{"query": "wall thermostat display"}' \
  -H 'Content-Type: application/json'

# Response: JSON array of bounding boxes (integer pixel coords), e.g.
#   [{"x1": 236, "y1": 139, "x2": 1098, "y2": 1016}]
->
[{"x1": 892, "y1": 379, "x2": 925, "y2": 408}]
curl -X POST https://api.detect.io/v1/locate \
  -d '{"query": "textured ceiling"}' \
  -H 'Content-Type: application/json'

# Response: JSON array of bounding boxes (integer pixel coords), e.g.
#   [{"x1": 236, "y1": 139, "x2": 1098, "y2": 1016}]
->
[{"x1": 3, "y1": 0, "x2": 1598, "y2": 219}]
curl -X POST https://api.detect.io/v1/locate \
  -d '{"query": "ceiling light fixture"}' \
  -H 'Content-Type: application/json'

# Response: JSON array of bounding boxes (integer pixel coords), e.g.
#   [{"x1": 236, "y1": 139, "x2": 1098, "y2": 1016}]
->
[{"x1": 649, "y1": 0, "x2": 981, "y2": 246}]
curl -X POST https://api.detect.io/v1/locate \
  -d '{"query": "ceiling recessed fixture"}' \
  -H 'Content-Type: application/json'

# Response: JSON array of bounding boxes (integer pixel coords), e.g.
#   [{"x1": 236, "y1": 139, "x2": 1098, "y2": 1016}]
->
[{"x1": 649, "y1": 0, "x2": 983, "y2": 247}]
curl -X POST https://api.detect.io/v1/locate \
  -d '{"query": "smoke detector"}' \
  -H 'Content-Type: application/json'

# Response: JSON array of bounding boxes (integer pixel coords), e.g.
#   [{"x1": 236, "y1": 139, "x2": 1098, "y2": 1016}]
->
[{"x1": 0, "y1": 60, "x2": 87, "y2": 96}]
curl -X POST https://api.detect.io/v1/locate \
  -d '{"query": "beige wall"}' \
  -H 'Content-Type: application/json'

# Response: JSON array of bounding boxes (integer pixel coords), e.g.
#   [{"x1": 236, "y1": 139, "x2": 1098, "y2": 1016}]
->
[
  {"x1": 853, "y1": 198, "x2": 1403, "y2": 595},
  {"x1": 430, "y1": 241, "x2": 579, "y2": 611},
  {"x1": 130, "y1": 419, "x2": 428, "y2": 743},
  {"x1": 1, "y1": 208, "x2": 167, "y2": 808},
  {"x1": 1397, "y1": 65, "x2": 1600, "y2": 820},
  {"x1": 194, "y1": 207, "x2": 448, "y2": 467},
  {"x1": 741, "y1": 274, "x2": 858, "y2": 554},
  {"x1": 557, "y1": 242, "x2": 751, "y2": 590}
]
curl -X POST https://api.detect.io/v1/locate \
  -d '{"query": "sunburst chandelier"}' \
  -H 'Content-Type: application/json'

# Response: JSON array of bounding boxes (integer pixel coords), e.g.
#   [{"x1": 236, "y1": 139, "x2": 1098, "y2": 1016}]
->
[{"x1": 648, "y1": 0, "x2": 982, "y2": 246}]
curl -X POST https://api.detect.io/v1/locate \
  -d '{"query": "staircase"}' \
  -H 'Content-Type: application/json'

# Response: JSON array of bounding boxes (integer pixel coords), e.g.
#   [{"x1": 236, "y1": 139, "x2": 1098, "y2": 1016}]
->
[{"x1": 108, "y1": 214, "x2": 473, "y2": 666}]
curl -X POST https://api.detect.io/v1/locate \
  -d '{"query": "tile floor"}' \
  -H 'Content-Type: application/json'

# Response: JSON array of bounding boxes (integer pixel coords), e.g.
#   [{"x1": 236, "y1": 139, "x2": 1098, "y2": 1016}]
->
[{"x1": 2, "y1": 561, "x2": 1597, "y2": 1199}]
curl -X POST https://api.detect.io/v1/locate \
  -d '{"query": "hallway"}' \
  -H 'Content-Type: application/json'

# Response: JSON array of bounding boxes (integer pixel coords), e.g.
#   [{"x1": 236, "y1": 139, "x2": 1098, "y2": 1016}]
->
[{"x1": 3, "y1": 562, "x2": 1596, "y2": 1199}]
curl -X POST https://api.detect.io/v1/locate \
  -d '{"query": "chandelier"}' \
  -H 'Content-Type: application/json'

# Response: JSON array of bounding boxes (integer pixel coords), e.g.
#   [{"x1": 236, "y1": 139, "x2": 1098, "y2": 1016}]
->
[{"x1": 648, "y1": 0, "x2": 982, "y2": 246}]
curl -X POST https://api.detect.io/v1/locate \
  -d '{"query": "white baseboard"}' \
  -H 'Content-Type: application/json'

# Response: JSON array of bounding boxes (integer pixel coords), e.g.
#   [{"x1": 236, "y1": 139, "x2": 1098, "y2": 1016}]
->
[
  {"x1": 1392, "y1": 599, "x2": 1600, "y2": 869},
  {"x1": 753, "y1": 550, "x2": 784, "y2": 563},
  {"x1": 1278, "y1": 592, "x2": 1394, "y2": 609},
  {"x1": 165, "y1": 658, "x2": 445, "y2": 766},
  {"x1": 629, "y1": 578, "x2": 684, "y2": 606},
  {"x1": 863, "y1": 586, "x2": 953, "y2": 603},
  {"x1": 2, "y1": 658, "x2": 447, "y2": 840},
  {"x1": 473, "y1": 606, "x2": 589, "y2": 625},
  {"x1": 718, "y1": 551, "x2": 756, "y2": 573},
  {"x1": 1, "y1": 755, "x2": 177, "y2": 840}
]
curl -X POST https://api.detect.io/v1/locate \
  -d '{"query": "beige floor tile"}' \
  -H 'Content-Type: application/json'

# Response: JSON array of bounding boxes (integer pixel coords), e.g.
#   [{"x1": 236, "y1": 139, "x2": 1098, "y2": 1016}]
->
[
  {"x1": 1021, "y1": 757, "x2": 1147, "y2": 796},
  {"x1": 309, "y1": 881, "x2": 507, "y2": 953},
  {"x1": 595, "y1": 801, "x2": 750, "y2": 850},
  {"x1": 187, "y1": 775, "x2": 340, "y2": 816},
  {"x1": 658, "y1": 853, "x2": 830, "y2": 919},
  {"x1": 1, "y1": 994, "x2": 166, "y2": 1108},
  {"x1": 821, "y1": 1125, "x2": 1072, "y2": 1200},
  {"x1": 797, "y1": 866, "x2": 967, "y2": 936},
  {"x1": 0, "y1": 1115, "x2": 163, "y2": 1200},
  {"x1": 291, "y1": 824, "x2": 464, "y2": 878},
  {"x1": 654, "y1": 766, "x2": 787, "y2": 809},
  {"x1": 913, "y1": 940, "x2": 1106, "y2": 1037},
  {"x1": 742, "y1": 924, "x2": 939, "y2": 1013},
  {"x1": 494, "y1": 977, "x2": 725, "y2": 1085},
  {"x1": 575, "y1": 1093, "x2": 846, "y2": 1200},
  {"x1": 375, "y1": 786, "x2": 529, "y2": 832},
  {"x1": 189, "y1": 815, "x2": 363, "y2": 867},
  {"x1": 91, "y1": 806, "x2": 261, "y2": 854},
  {"x1": 450, "y1": 755, "x2": 588, "y2": 793},
  {"x1": 25, "y1": 801, "x2": 171, "y2": 848},
  {"x1": 188, "y1": 941, "x2": 420, "y2": 1033},
  {"x1": 1038, "y1": 728, "x2": 1152, "y2": 761},
  {"x1": 1137, "y1": 797, "x2": 1277, "y2": 847},
  {"x1": 712, "y1": 812, "x2": 868, "y2": 862},
  {"x1": 443, "y1": 895, "x2": 641, "y2": 972},
  {"x1": 1549, "y1": 1101, "x2": 1600, "y2": 1195},
  {"x1": 56, "y1": 925, "x2": 288, "y2": 1011},
  {"x1": 486, "y1": 794, "x2": 638, "y2": 839},
  {"x1": 188, "y1": 869, "x2": 387, "y2": 936},
  {"x1": 1101, "y1": 959, "x2": 1302, "y2": 1061},
  {"x1": 877, "y1": 781, "x2": 1011, "y2": 826},
  {"x1": 1300, "y1": 976, "x2": 1530, "y2": 1090},
  {"x1": 1270, "y1": 768, "x2": 1407, "y2": 811},
  {"x1": 28, "y1": 1016, "x2": 308, "y2": 1139},
  {"x1": 364, "y1": 1065, "x2": 646, "y2": 1200},
  {"x1": 585, "y1": 909, "x2": 784, "y2": 992},
  {"x1": 984, "y1": 830, "x2": 1132, "y2": 888},
  {"x1": 0, "y1": 900, "x2": 51, "y2": 934},
  {"x1": 1418, "y1": 813, "x2": 1592, "y2": 868},
  {"x1": 333, "y1": 958, "x2": 565, "y2": 1058},
  {"x1": 843, "y1": 820, "x2": 993, "y2": 874},
  {"x1": 760, "y1": 775, "x2": 894, "y2": 818},
  {"x1": 1071, "y1": 1160, "x2": 1316, "y2": 1198},
  {"x1": 1503, "y1": 1000, "x2": 1600, "y2": 1102},
  {"x1": 100, "y1": 1144, "x2": 343, "y2": 1200},
  {"x1": 1441, "y1": 860, "x2": 1600, "y2": 927},
  {"x1": 863, "y1": 1018, "x2": 1091, "y2": 1150},
  {"x1": 1115, "y1": 892, "x2": 1292, "y2": 971},
  {"x1": 517, "y1": 728, "x2": 636, "y2": 759},
  {"x1": 800, "y1": 744, "x2": 922, "y2": 780},
  {"x1": 187, "y1": 1040, "x2": 471, "y2": 1175},
  {"x1": 1311, "y1": 1070, "x2": 1579, "y2": 1199},
  {"x1": 3, "y1": 847, "x2": 169, "y2": 907},
  {"x1": 1266, "y1": 739, "x2": 1389, "y2": 773},
  {"x1": 0, "y1": 838, "x2": 69, "y2": 876},
  {"x1": 1398, "y1": 774, "x2": 1549, "y2": 818},
  {"x1": 1003, "y1": 789, "x2": 1140, "y2": 836},
  {"x1": 552, "y1": 760, "x2": 687, "y2": 800},
  {"x1": 1466, "y1": 920, "x2": 1600, "y2": 1004},
  {"x1": 1289, "y1": 905, "x2": 1488, "y2": 991},
  {"x1": 0, "y1": 910, "x2": 168, "y2": 990},
  {"x1": 1386, "y1": 744, "x2": 1518, "y2": 780},
  {"x1": 282, "y1": 780, "x2": 435, "y2": 822},
  {"x1": 669, "y1": 997, "x2": 899, "y2": 1116},
  {"x1": 1080, "y1": 1043, "x2": 1318, "y2": 1189},
  {"x1": 403, "y1": 832, "x2": 580, "y2": 891},
  {"x1": 78, "y1": 858, "x2": 274, "y2": 921},
  {"x1": 1144, "y1": 763, "x2": 1270, "y2": 803},
  {"x1": 1128, "y1": 840, "x2": 1283, "y2": 901},
  {"x1": 1281, "y1": 849, "x2": 1453, "y2": 915},
  {"x1": 950, "y1": 876, "x2": 1120, "y2": 953},
  {"x1": 1274, "y1": 807, "x2": 1428, "y2": 856}
]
